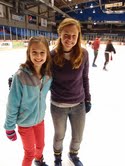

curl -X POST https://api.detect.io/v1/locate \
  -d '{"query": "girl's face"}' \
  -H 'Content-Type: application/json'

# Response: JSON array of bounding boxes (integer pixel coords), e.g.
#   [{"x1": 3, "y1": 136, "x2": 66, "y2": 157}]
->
[
  {"x1": 29, "y1": 42, "x2": 47, "y2": 70},
  {"x1": 60, "y1": 24, "x2": 79, "y2": 52}
]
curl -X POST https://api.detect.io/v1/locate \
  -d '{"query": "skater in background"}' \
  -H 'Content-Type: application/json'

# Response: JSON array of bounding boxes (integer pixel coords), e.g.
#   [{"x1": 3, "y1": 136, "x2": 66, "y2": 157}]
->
[
  {"x1": 8, "y1": 75, "x2": 13, "y2": 90},
  {"x1": 103, "y1": 39, "x2": 116, "y2": 71},
  {"x1": 85, "y1": 40, "x2": 92, "y2": 47},
  {"x1": 87, "y1": 40, "x2": 92, "y2": 46},
  {"x1": 92, "y1": 37, "x2": 100, "y2": 67},
  {"x1": 4, "y1": 36, "x2": 52, "y2": 166},
  {"x1": 50, "y1": 18, "x2": 91, "y2": 166}
]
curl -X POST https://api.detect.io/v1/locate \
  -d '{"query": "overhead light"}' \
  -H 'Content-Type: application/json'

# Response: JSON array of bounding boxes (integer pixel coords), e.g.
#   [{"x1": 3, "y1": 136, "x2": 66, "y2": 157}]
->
[
  {"x1": 93, "y1": 9, "x2": 95, "y2": 13},
  {"x1": 90, "y1": 4, "x2": 93, "y2": 8},
  {"x1": 75, "y1": 4, "x2": 78, "y2": 9},
  {"x1": 80, "y1": 10, "x2": 83, "y2": 14}
]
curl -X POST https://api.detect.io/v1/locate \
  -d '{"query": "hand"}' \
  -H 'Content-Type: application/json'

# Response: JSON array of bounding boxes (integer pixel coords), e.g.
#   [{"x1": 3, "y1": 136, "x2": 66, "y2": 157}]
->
[
  {"x1": 85, "y1": 101, "x2": 91, "y2": 113},
  {"x1": 6, "y1": 130, "x2": 17, "y2": 141}
]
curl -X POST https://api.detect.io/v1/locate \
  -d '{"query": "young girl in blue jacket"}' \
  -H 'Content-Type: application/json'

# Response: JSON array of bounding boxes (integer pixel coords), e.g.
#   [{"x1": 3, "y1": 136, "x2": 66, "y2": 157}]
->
[{"x1": 4, "y1": 36, "x2": 52, "y2": 166}]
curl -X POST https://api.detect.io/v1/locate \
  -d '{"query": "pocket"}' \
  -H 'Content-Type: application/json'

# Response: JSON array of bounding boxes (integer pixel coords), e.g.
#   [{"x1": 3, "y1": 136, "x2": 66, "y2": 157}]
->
[{"x1": 79, "y1": 102, "x2": 85, "y2": 110}]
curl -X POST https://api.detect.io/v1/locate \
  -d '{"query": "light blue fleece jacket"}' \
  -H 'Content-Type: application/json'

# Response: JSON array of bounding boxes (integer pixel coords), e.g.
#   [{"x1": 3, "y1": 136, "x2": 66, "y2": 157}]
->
[{"x1": 4, "y1": 67, "x2": 52, "y2": 130}]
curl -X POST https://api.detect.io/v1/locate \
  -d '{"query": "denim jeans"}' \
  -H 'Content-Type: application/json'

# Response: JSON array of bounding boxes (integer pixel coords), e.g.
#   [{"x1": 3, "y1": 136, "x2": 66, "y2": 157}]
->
[{"x1": 51, "y1": 102, "x2": 86, "y2": 153}]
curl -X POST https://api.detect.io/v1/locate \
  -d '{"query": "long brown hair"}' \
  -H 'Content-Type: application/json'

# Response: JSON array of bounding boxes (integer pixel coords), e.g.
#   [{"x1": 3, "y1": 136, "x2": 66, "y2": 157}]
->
[
  {"x1": 54, "y1": 18, "x2": 83, "y2": 69},
  {"x1": 21, "y1": 36, "x2": 51, "y2": 76}
]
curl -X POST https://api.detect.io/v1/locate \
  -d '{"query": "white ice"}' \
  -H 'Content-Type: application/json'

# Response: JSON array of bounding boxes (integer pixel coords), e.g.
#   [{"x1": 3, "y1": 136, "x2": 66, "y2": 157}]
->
[{"x1": 0, "y1": 44, "x2": 125, "y2": 166}]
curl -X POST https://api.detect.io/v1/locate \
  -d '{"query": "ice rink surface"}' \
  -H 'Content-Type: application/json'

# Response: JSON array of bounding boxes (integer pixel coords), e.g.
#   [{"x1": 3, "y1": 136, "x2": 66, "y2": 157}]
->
[{"x1": 0, "y1": 44, "x2": 125, "y2": 166}]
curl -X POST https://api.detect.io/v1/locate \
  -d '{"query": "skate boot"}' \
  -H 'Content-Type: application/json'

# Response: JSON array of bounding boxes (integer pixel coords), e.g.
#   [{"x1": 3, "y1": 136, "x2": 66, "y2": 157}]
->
[
  {"x1": 103, "y1": 66, "x2": 108, "y2": 71},
  {"x1": 92, "y1": 63, "x2": 97, "y2": 67},
  {"x1": 54, "y1": 152, "x2": 62, "y2": 166},
  {"x1": 69, "y1": 152, "x2": 83, "y2": 166},
  {"x1": 34, "y1": 156, "x2": 48, "y2": 166}
]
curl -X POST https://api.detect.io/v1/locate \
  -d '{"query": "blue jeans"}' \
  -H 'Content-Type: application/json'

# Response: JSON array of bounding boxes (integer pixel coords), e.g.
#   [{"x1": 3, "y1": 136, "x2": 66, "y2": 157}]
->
[{"x1": 51, "y1": 102, "x2": 86, "y2": 153}]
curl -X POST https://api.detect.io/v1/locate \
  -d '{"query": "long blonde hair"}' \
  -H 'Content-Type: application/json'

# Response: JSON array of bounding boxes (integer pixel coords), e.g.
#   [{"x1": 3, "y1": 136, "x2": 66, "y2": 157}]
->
[
  {"x1": 21, "y1": 36, "x2": 51, "y2": 76},
  {"x1": 54, "y1": 18, "x2": 83, "y2": 69}
]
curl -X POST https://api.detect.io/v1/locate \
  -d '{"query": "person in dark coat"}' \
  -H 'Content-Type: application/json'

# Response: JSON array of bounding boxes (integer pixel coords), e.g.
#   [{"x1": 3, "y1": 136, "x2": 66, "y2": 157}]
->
[{"x1": 103, "y1": 39, "x2": 116, "y2": 71}]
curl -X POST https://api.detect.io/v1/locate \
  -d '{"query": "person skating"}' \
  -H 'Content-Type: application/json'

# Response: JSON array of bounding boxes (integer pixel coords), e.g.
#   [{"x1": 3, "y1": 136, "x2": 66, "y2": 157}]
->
[
  {"x1": 4, "y1": 36, "x2": 52, "y2": 166},
  {"x1": 50, "y1": 18, "x2": 91, "y2": 166},
  {"x1": 92, "y1": 37, "x2": 100, "y2": 67},
  {"x1": 103, "y1": 39, "x2": 116, "y2": 71}
]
